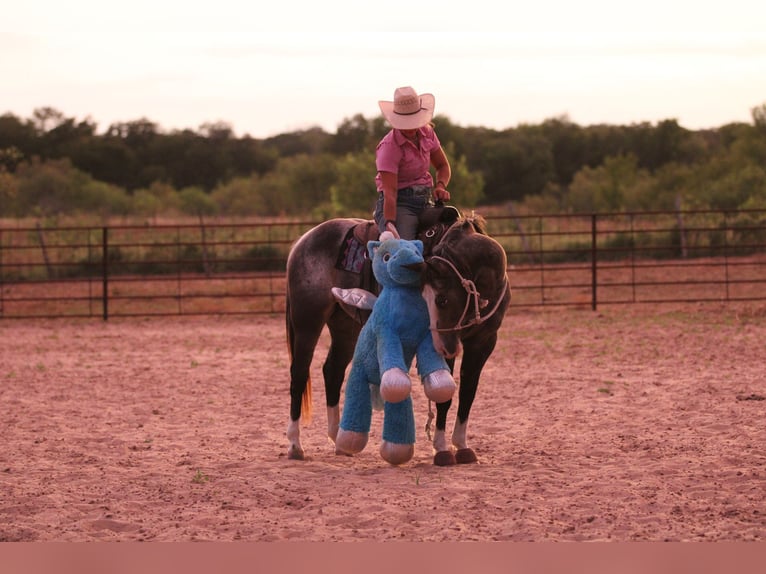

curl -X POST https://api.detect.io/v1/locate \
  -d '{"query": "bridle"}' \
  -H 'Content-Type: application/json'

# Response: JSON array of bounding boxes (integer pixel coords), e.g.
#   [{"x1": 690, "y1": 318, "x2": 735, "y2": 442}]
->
[{"x1": 427, "y1": 255, "x2": 508, "y2": 333}]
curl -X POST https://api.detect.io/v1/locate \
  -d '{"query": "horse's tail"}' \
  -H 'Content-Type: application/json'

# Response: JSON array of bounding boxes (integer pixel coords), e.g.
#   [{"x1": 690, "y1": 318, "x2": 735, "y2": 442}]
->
[{"x1": 286, "y1": 294, "x2": 313, "y2": 424}]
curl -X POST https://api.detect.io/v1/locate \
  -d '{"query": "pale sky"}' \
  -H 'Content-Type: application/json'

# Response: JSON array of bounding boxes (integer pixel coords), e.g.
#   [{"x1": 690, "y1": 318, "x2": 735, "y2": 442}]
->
[{"x1": 2, "y1": 0, "x2": 765, "y2": 138}]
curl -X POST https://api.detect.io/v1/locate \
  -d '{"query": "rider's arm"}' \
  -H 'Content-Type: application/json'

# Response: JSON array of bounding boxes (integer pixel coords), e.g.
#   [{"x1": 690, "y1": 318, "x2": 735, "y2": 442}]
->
[
  {"x1": 379, "y1": 170, "x2": 399, "y2": 225},
  {"x1": 430, "y1": 147, "x2": 451, "y2": 201}
]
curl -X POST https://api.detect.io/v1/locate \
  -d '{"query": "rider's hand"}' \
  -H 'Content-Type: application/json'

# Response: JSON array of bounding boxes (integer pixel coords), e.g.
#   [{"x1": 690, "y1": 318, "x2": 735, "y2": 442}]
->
[{"x1": 434, "y1": 182, "x2": 450, "y2": 201}]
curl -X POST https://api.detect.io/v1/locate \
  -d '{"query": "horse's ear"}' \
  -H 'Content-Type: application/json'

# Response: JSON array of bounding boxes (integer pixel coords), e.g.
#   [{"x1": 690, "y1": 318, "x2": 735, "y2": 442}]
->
[{"x1": 367, "y1": 241, "x2": 381, "y2": 259}]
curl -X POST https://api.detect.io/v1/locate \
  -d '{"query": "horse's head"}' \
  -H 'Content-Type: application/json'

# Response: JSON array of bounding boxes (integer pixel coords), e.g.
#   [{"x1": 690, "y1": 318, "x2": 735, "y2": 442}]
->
[{"x1": 422, "y1": 217, "x2": 509, "y2": 358}]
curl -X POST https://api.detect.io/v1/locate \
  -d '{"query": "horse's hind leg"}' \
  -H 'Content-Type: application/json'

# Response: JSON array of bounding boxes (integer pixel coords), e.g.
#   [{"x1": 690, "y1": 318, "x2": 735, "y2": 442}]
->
[
  {"x1": 287, "y1": 309, "x2": 325, "y2": 461},
  {"x1": 324, "y1": 310, "x2": 360, "y2": 443}
]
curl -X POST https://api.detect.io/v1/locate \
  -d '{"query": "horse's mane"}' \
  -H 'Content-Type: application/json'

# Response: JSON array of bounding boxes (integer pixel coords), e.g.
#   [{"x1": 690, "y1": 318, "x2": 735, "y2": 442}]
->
[{"x1": 454, "y1": 213, "x2": 488, "y2": 236}]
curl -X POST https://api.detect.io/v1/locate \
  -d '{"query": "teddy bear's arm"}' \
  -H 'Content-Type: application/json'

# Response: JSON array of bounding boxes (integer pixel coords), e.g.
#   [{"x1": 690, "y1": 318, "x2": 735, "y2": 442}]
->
[
  {"x1": 414, "y1": 336, "x2": 450, "y2": 378},
  {"x1": 376, "y1": 329, "x2": 408, "y2": 373}
]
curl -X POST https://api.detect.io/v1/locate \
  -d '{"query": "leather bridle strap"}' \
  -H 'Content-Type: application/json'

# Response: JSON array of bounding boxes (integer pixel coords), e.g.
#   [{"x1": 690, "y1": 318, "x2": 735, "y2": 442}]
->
[{"x1": 428, "y1": 255, "x2": 508, "y2": 333}]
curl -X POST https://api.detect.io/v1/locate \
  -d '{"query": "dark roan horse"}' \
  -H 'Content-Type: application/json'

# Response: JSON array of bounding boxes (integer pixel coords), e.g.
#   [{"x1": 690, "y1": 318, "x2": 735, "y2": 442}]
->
[{"x1": 285, "y1": 212, "x2": 511, "y2": 465}]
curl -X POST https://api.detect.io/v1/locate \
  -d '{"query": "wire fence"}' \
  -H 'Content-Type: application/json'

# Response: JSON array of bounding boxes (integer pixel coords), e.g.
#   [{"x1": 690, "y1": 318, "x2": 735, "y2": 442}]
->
[{"x1": 1, "y1": 209, "x2": 764, "y2": 319}]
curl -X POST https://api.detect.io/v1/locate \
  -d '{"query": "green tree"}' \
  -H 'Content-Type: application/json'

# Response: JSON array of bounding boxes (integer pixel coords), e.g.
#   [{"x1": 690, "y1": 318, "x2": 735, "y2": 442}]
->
[
  {"x1": 331, "y1": 114, "x2": 375, "y2": 155},
  {"x1": 14, "y1": 158, "x2": 87, "y2": 217},
  {"x1": 567, "y1": 154, "x2": 652, "y2": 213},
  {"x1": 0, "y1": 167, "x2": 19, "y2": 216},
  {"x1": 179, "y1": 186, "x2": 218, "y2": 219},
  {"x1": 441, "y1": 142, "x2": 484, "y2": 209},
  {"x1": 132, "y1": 188, "x2": 163, "y2": 222},
  {"x1": 211, "y1": 174, "x2": 262, "y2": 216},
  {"x1": 328, "y1": 151, "x2": 376, "y2": 217},
  {"x1": 478, "y1": 128, "x2": 555, "y2": 204},
  {"x1": 79, "y1": 180, "x2": 132, "y2": 220},
  {"x1": 257, "y1": 153, "x2": 336, "y2": 216},
  {"x1": 752, "y1": 102, "x2": 766, "y2": 132}
]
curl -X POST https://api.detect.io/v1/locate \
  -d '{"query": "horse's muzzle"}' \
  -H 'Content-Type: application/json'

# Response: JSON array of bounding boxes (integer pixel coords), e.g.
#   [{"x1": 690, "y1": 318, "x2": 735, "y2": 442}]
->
[{"x1": 431, "y1": 330, "x2": 461, "y2": 359}]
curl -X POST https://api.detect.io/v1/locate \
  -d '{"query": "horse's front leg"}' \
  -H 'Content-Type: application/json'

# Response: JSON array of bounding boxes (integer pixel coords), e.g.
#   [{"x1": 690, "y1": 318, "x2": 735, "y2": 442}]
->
[
  {"x1": 432, "y1": 357, "x2": 457, "y2": 466},
  {"x1": 449, "y1": 332, "x2": 498, "y2": 464},
  {"x1": 432, "y1": 398, "x2": 456, "y2": 466}
]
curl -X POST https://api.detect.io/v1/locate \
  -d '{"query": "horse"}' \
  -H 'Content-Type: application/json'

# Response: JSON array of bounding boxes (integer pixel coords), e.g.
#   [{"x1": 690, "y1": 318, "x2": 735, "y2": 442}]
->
[{"x1": 285, "y1": 212, "x2": 511, "y2": 465}]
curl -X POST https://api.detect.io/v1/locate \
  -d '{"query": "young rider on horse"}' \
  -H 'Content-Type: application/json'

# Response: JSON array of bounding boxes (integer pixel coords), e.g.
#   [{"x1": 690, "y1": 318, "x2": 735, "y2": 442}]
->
[{"x1": 374, "y1": 86, "x2": 452, "y2": 240}]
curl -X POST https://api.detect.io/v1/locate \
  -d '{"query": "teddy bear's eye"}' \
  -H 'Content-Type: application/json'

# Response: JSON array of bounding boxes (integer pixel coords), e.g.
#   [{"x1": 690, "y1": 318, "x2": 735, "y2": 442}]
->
[{"x1": 382, "y1": 253, "x2": 391, "y2": 262}]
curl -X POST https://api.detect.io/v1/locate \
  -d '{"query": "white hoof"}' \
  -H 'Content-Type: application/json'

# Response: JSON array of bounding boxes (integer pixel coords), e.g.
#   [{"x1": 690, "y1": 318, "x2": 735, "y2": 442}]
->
[
  {"x1": 380, "y1": 441, "x2": 414, "y2": 465},
  {"x1": 380, "y1": 368, "x2": 411, "y2": 403},
  {"x1": 423, "y1": 369, "x2": 457, "y2": 403}
]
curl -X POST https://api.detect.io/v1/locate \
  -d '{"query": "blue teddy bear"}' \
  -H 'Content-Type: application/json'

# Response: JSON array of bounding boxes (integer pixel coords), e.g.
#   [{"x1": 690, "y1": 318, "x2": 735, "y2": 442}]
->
[{"x1": 335, "y1": 232, "x2": 456, "y2": 465}]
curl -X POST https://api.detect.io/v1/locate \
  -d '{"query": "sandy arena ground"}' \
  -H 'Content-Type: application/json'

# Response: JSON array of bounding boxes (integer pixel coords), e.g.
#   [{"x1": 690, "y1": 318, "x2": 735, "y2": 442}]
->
[{"x1": 1, "y1": 304, "x2": 765, "y2": 542}]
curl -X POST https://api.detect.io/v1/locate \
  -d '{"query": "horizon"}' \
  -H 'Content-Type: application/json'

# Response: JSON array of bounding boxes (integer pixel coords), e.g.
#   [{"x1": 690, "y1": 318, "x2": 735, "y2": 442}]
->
[{"x1": 3, "y1": 0, "x2": 765, "y2": 138}]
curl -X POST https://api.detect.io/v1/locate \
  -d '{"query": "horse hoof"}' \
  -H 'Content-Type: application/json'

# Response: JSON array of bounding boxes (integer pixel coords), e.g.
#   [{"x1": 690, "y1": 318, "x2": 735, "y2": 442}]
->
[
  {"x1": 455, "y1": 448, "x2": 478, "y2": 464},
  {"x1": 433, "y1": 450, "x2": 456, "y2": 466},
  {"x1": 287, "y1": 446, "x2": 305, "y2": 461},
  {"x1": 380, "y1": 441, "x2": 414, "y2": 465}
]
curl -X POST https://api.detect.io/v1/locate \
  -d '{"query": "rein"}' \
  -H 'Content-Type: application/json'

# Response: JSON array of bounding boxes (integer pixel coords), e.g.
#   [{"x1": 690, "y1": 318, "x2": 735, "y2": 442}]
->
[{"x1": 427, "y1": 255, "x2": 508, "y2": 333}]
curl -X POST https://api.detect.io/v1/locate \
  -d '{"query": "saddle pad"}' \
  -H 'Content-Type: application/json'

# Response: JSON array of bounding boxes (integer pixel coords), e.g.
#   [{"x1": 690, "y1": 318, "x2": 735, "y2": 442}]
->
[{"x1": 335, "y1": 228, "x2": 368, "y2": 273}]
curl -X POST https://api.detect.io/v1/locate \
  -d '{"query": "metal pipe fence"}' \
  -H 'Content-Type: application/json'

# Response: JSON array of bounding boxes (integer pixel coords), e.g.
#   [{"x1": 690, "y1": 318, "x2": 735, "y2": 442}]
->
[{"x1": 1, "y1": 209, "x2": 764, "y2": 319}]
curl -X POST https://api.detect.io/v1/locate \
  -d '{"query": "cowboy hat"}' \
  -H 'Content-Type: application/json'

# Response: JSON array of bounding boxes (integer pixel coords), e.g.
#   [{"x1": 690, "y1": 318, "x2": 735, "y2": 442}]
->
[{"x1": 378, "y1": 86, "x2": 435, "y2": 130}]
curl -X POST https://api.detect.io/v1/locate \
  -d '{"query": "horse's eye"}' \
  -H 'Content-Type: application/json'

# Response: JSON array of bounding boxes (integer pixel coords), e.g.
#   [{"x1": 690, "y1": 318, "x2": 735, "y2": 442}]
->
[
  {"x1": 436, "y1": 294, "x2": 448, "y2": 308},
  {"x1": 382, "y1": 253, "x2": 391, "y2": 262}
]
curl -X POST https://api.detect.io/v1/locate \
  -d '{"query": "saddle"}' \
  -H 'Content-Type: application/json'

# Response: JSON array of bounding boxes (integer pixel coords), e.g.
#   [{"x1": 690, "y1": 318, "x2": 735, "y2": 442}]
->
[{"x1": 335, "y1": 204, "x2": 461, "y2": 300}]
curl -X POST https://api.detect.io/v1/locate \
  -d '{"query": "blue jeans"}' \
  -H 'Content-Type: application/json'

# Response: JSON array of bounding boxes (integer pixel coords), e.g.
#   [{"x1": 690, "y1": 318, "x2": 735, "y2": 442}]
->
[{"x1": 374, "y1": 186, "x2": 434, "y2": 240}]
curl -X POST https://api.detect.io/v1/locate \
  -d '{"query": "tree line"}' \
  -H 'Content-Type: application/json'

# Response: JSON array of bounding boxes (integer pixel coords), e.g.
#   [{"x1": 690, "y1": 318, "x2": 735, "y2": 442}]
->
[{"x1": 1, "y1": 103, "x2": 765, "y2": 222}]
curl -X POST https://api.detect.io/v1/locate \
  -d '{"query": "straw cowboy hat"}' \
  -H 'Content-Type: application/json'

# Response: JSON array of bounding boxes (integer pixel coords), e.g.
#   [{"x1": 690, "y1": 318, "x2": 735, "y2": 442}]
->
[{"x1": 378, "y1": 86, "x2": 435, "y2": 130}]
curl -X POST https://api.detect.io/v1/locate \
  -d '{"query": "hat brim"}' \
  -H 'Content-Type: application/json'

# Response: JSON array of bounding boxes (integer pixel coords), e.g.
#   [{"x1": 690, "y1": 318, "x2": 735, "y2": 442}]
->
[{"x1": 378, "y1": 93, "x2": 435, "y2": 130}]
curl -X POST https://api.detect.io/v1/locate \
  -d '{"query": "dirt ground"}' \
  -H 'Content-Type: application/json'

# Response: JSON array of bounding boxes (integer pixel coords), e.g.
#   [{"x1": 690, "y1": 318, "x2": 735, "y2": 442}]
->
[{"x1": 1, "y1": 303, "x2": 765, "y2": 542}]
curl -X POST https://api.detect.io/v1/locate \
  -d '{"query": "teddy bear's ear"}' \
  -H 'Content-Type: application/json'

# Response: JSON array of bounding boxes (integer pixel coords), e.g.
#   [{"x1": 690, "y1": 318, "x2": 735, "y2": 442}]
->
[
  {"x1": 367, "y1": 241, "x2": 381, "y2": 259},
  {"x1": 412, "y1": 240, "x2": 424, "y2": 255}
]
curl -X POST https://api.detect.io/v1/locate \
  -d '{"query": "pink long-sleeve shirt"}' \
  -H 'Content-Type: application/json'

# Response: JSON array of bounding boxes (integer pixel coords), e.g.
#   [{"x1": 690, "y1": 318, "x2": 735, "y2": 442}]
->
[{"x1": 374, "y1": 127, "x2": 442, "y2": 192}]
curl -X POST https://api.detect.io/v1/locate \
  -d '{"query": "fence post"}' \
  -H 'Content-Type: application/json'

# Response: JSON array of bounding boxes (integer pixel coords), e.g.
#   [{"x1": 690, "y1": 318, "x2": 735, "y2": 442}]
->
[
  {"x1": 102, "y1": 226, "x2": 109, "y2": 321},
  {"x1": 36, "y1": 222, "x2": 54, "y2": 278},
  {"x1": 675, "y1": 194, "x2": 688, "y2": 258},
  {"x1": 591, "y1": 214, "x2": 598, "y2": 311}
]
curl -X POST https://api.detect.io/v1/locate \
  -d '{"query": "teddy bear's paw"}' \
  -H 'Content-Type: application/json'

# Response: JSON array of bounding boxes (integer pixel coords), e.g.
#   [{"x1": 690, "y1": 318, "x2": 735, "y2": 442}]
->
[
  {"x1": 423, "y1": 369, "x2": 457, "y2": 403},
  {"x1": 380, "y1": 441, "x2": 414, "y2": 465},
  {"x1": 335, "y1": 428, "x2": 369, "y2": 455},
  {"x1": 380, "y1": 368, "x2": 411, "y2": 403}
]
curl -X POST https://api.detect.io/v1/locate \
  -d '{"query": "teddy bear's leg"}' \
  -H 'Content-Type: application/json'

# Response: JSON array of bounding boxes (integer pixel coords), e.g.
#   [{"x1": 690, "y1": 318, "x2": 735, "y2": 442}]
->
[
  {"x1": 336, "y1": 369, "x2": 373, "y2": 456},
  {"x1": 380, "y1": 367, "x2": 411, "y2": 403},
  {"x1": 336, "y1": 427, "x2": 369, "y2": 455},
  {"x1": 379, "y1": 397, "x2": 415, "y2": 465},
  {"x1": 422, "y1": 369, "x2": 457, "y2": 403},
  {"x1": 380, "y1": 441, "x2": 414, "y2": 465}
]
